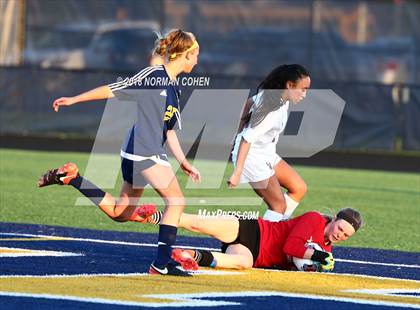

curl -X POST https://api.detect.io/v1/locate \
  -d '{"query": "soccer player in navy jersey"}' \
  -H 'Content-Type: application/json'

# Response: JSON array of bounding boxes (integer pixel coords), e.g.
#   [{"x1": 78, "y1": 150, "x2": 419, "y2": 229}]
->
[
  {"x1": 39, "y1": 29, "x2": 201, "y2": 276},
  {"x1": 139, "y1": 206, "x2": 362, "y2": 272}
]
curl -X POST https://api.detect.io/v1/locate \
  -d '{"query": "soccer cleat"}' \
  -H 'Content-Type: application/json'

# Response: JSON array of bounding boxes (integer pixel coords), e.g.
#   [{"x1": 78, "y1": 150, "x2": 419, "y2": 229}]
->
[
  {"x1": 171, "y1": 249, "x2": 199, "y2": 271},
  {"x1": 148, "y1": 262, "x2": 192, "y2": 276},
  {"x1": 38, "y1": 162, "x2": 79, "y2": 187},
  {"x1": 134, "y1": 204, "x2": 157, "y2": 223}
]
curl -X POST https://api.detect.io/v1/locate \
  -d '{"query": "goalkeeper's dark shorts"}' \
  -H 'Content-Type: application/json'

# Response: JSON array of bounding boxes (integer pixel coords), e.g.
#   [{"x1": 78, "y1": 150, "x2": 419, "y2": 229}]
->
[{"x1": 221, "y1": 219, "x2": 260, "y2": 263}]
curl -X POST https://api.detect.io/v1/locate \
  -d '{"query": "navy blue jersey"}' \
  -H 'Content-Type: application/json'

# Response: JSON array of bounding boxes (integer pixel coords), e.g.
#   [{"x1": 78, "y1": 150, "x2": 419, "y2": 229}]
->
[{"x1": 108, "y1": 65, "x2": 181, "y2": 157}]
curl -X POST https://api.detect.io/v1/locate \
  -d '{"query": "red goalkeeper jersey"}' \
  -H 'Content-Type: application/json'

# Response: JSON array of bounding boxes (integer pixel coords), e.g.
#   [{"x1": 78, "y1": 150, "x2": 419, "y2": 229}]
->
[{"x1": 254, "y1": 211, "x2": 332, "y2": 268}]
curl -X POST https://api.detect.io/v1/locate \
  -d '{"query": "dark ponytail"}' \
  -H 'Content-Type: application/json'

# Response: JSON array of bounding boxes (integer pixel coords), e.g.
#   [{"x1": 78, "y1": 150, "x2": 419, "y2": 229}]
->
[
  {"x1": 256, "y1": 64, "x2": 309, "y2": 93},
  {"x1": 243, "y1": 64, "x2": 310, "y2": 128}
]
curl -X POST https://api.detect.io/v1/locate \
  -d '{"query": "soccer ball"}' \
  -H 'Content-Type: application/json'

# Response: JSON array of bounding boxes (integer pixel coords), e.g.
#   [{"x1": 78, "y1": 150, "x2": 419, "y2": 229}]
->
[{"x1": 293, "y1": 242, "x2": 322, "y2": 272}]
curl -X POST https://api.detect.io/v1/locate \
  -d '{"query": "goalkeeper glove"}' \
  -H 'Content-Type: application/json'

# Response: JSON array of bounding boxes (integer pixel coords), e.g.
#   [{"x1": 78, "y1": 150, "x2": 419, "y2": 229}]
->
[{"x1": 311, "y1": 250, "x2": 334, "y2": 272}]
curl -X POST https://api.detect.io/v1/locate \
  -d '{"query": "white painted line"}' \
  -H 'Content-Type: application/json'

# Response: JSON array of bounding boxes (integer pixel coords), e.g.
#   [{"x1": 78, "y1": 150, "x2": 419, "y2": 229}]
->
[
  {"x1": 0, "y1": 232, "x2": 220, "y2": 251},
  {"x1": 336, "y1": 258, "x2": 420, "y2": 269},
  {"x1": 332, "y1": 272, "x2": 420, "y2": 283},
  {"x1": 344, "y1": 289, "x2": 420, "y2": 299}
]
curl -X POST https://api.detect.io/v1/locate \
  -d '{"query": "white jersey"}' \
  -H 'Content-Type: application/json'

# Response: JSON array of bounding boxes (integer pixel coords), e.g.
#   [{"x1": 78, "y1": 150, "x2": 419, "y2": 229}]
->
[{"x1": 231, "y1": 91, "x2": 289, "y2": 183}]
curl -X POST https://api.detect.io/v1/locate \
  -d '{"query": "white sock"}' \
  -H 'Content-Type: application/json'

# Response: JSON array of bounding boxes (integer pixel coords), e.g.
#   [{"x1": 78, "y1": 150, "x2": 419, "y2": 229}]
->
[
  {"x1": 263, "y1": 209, "x2": 285, "y2": 222},
  {"x1": 283, "y1": 193, "x2": 299, "y2": 219}
]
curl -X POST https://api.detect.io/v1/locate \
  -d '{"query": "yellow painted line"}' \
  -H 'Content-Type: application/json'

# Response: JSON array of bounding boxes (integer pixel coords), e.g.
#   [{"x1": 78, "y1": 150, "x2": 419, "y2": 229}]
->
[
  {"x1": 0, "y1": 270, "x2": 418, "y2": 306},
  {"x1": 0, "y1": 248, "x2": 33, "y2": 254},
  {"x1": 0, "y1": 247, "x2": 82, "y2": 257}
]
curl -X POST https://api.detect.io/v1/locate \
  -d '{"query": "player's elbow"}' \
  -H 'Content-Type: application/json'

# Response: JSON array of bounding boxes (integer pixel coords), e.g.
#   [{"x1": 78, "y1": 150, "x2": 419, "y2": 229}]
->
[
  {"x1": 283, "y1": 243, "x2": 297, "y2": 258},
  {"x1": 166, "y1": 129, "x2": 176, "y2": 138}
]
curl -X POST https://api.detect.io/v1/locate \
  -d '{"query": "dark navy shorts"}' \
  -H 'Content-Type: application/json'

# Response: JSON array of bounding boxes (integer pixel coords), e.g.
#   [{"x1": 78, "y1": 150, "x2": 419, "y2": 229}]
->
[
  {"x1": 121, "y1": 157, "x2": 161, "y2": 187},
  {"x1": 221, "y1": 219, "x2": 260, "y2": 263}
]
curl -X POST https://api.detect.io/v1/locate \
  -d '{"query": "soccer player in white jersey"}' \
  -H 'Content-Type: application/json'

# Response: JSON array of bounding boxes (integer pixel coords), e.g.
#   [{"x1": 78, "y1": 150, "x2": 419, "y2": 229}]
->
[
  {"x1": 228, "y1": 65, "x2": 311, "y2": 222},
  {"x1": 38, "y1": 29, "x2": 201, "y2": 276}
]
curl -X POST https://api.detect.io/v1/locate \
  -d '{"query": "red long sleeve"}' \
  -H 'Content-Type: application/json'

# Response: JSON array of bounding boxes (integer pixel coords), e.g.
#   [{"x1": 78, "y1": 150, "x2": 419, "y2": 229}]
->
[
  {"x1": 283, "y1": 212, "x2": 326, "y2": 258},
  {"x1": 255, "y1": 212, "x2": 331, "y2": 268}
]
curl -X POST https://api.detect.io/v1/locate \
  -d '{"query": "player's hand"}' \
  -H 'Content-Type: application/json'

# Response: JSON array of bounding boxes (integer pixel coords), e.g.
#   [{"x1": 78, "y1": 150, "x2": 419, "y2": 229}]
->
[
  {"x1": 53, "y1": 97, "x2": 76, "y2": 112},
  {"x1": 319, "y1": 252, "x2": 334, "y2": 272},
  {"x1": 227, "y1": 172, "x2": 240, "y2": 188},
  {"x1": 181, "y1": 163, "x2": 201, "y2": 183},
  {"x1": 311, "y1": 250, "x2": 334, "y2": 272}
]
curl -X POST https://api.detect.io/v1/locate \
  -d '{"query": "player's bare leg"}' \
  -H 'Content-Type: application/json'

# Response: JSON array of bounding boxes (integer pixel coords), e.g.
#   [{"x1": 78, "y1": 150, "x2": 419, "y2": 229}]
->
[
  {"x1": 97, "y1": 181, "x2": 153, "y2": 222},
  {"x1": 141, "y1": 164, "x2": 185, "y2": 226},
  {"x1": 178, "y1": 213, "x2": 240, "y2": 243},
  {"x1": 140, "y1": 164, "x2": 190, "y2": 276},
  {"x1": 136, "y1": 208, "x2": 240, "y2": 244},
  {"x1": 250, "y1": 175, "x2": 287, "y2": 213},
  {"x1": 144, "y1": 211, "x2": 255, "y2": 270},
  {"x1": 274, "y1": 160, "x2": 307, "y2": 202},
  {"x1": 212, "y1": 244, "x2": 254, "y2": 269},
  {"x1": 274, "y1": 160, "x2": 306, "y2": 218}
]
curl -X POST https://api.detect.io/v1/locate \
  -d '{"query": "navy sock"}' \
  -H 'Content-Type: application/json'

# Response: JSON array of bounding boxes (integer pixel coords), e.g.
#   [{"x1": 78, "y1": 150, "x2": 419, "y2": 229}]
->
[
  {"x1": 69, "y1": 176, "x2": 106, "y2": 206},
  {"x1": 196, "y1": 250, "x2": 215, "y2": 267},
  {"x1": 154, "y1": 224, "x2": 177, "y2": 268}
]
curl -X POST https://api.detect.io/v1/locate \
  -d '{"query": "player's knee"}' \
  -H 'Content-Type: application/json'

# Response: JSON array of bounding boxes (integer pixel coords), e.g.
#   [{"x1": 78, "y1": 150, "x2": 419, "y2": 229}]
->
[
  {"x1": 112, "y1": 215, "x2": 129, "y2": 222},
  {"x1": 298, "y1": 181, "x2": 308, "y2": 198},
  {"x1": 292, "y1": 181, "x2": 307, "y2": 201},
  {"x1": 99, "y1": 195, "x2": 115, "y2": 208},
  {"x1": 109, "y1": 206, "x2": 131, "y2": 222}
]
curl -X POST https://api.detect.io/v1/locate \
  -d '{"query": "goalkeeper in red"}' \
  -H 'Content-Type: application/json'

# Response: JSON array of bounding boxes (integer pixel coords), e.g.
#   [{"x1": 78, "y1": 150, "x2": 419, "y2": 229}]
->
[{"x1": 141, "y1": 207, "x2": 362, "y2": 272}]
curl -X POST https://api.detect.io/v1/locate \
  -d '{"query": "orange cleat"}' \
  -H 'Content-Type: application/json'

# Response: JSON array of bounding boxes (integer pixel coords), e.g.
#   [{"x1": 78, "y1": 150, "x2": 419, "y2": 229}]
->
[
  {"x1": 38, "y1": 162, "x2": 79, "y2": 187},
  {"x1": 171, "y1": 248, "x2": 199, "y2": 271},
  {"x1": 131, "y1": 204, "x2": 157, "y2": 223}
]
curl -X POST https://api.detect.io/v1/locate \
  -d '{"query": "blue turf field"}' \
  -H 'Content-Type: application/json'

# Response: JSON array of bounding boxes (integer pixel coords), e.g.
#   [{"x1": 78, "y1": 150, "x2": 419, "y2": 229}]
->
[
  {"x1": 1, "y1": 222, "x2": 419, "y2": 309},
  {"x1": 1, "y1": 222, "x2": 419, "y2": 280}
]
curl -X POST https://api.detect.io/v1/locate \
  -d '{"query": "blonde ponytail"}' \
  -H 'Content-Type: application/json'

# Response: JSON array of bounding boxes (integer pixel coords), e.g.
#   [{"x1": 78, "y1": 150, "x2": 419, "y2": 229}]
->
[{"x1": 153, "y1": 29, "x2": 197, "y2": 61}]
